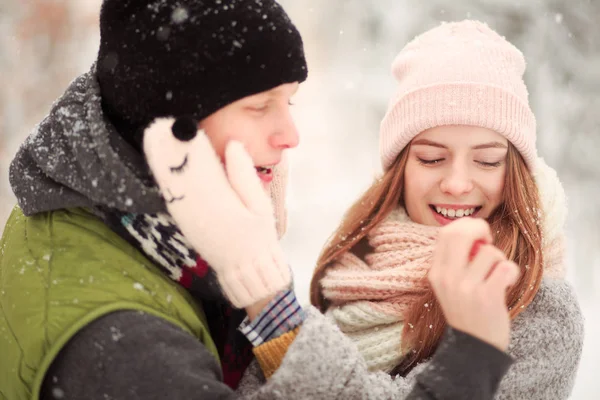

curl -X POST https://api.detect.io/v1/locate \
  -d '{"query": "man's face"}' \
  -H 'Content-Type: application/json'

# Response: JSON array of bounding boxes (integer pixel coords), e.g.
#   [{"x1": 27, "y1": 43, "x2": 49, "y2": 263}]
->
[{"x1": 200, "y1": 82, "x2": 300, "y2": 190}]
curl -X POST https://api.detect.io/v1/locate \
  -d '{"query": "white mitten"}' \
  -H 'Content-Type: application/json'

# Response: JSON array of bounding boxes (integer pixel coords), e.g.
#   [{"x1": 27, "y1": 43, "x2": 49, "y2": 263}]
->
[{"x1": 143, "y1": 117, "x2": 291, "y2": 308}]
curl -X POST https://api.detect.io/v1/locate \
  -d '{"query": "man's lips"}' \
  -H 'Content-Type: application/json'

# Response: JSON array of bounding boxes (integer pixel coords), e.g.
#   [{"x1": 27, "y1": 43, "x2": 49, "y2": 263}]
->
[{"x1": 256, "y1": 167, "x2": 274, "y2": 184}]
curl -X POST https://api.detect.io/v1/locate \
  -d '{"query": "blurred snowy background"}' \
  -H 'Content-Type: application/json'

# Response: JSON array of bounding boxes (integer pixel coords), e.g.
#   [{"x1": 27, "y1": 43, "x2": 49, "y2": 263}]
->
[{"x1": 1, "y1": 1, "x2": 598, "y2": 398}]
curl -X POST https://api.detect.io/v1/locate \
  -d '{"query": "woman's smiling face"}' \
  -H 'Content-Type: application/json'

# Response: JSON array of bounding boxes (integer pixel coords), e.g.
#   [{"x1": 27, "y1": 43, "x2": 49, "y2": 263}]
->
[{"x1": 403, "y1": 125, "x2": 508, "y2": 227}]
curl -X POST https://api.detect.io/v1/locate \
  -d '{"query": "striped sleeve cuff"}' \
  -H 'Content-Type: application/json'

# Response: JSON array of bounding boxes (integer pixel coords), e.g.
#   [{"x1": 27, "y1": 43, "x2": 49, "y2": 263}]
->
[{"x1": 238, "y1": 290, "x2": 305, "y2": 347}]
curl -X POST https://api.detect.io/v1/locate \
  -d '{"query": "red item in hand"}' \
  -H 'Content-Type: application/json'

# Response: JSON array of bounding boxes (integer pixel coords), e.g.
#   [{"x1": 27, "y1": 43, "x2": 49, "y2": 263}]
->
[{"x1": 468, "y1": 239, "x2": 487, "y2": 262}]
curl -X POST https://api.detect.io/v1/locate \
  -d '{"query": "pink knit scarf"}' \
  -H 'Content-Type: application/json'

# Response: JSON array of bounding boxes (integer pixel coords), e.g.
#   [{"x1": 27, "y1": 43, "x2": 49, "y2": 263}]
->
[
  {"x1": 320, "y1": 207, "x2": 437, "y2": 372},
  {"x1": 321, "y1": 207, "x2": 438, "y2": 319}
]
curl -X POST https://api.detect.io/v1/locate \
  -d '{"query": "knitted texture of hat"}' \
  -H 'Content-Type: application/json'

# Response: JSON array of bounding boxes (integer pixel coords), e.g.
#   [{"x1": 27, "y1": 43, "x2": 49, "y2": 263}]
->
[
  {"x1": 97, "y1": 0, "x2": 307, "y2": 139},
  {"x1": 380, "y1": 20, "x2": 537, "y2": 171}
]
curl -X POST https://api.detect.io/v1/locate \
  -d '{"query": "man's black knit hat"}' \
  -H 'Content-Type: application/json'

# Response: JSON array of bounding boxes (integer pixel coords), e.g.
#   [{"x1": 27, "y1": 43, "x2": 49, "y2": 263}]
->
[{"x1": 96, "y1": 0, "x2": 307, "y2": 143}]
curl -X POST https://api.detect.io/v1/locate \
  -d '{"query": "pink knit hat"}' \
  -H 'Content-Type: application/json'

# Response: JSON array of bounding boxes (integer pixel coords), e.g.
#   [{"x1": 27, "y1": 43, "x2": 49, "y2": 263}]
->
[{"x1": 379, "y1": 20, "x2": 537, "y2": 171}]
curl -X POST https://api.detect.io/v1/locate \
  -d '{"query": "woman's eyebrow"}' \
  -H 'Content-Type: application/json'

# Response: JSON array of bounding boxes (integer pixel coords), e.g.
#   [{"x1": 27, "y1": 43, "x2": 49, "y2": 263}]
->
[
  {"x1": 411, "y1": 139, "x2": 447, "y2": 148},
  {"x1": 472, "y1": 142, "x2": 508, "y2": 150},
  {"x1": 411, "y1": 139, "x2": 507, "y2": 150}
]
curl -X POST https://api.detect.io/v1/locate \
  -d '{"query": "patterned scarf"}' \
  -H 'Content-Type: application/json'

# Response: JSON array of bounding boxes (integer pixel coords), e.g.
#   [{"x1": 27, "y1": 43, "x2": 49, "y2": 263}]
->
[{"x1": 95, "y1": 206, "x2": 254, "y2": 390}]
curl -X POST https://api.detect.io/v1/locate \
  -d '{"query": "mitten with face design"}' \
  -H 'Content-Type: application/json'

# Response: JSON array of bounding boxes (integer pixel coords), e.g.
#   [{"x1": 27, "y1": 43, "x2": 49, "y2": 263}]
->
[{"x1": 143, "y1": 117, "x2": 291, "y2": 308}]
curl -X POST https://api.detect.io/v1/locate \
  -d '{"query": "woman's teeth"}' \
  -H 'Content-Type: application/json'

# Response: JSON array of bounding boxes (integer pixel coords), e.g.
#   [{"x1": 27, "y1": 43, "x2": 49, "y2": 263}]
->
[{"x1": 434, "y1": 206, "x2": 477, "y2": 218}]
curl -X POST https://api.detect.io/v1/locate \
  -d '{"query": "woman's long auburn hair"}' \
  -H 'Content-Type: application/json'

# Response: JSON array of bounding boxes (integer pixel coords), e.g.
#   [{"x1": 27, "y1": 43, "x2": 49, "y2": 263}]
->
[{"x1": 309, "y1": 143, "x2": 544, "y2": 376}]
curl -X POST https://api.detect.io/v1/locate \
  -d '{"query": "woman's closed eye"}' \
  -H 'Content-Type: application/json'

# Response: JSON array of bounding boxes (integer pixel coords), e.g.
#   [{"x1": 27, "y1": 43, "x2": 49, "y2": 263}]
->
[
  {"x1": 417, "y1": 157, "x2": 504, "y2": 168},
  {"x1": 417, "y1": 157, "x2": 444, "y2": 165},
  {"x1": 476, "y1": 160, "x2": 504, "y2": 168},
  {"x1": 169, "y1": 155, "x2": 189, "y2": 174}
]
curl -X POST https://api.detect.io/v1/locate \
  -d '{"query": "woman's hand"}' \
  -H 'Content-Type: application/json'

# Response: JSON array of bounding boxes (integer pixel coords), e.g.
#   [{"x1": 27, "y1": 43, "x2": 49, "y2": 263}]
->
[{"x1": 428, "y1": 218, "x2": 519, "y2": 351}]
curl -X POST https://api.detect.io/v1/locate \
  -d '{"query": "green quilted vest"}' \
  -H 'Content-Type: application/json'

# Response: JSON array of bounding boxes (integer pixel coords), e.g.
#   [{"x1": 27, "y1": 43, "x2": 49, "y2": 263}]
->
[{"x1": 0, "y1": 207, "x2": 219, "y2": 400}]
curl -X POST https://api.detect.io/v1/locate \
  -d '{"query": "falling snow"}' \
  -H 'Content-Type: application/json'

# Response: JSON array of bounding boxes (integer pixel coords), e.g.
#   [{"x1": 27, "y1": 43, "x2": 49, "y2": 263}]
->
[
  {"x1": 51, "y1": 387, "x2": 65, "y2": 399},
  {"x1": 0, "y1": 1, "x2": 598, "y2": 397},
  {"x1": 110, "y1": 326, "x2": 125, "y2": 342},
  {"x1": 171, "y1": 6, "x2": 190, "y2": 24}
]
